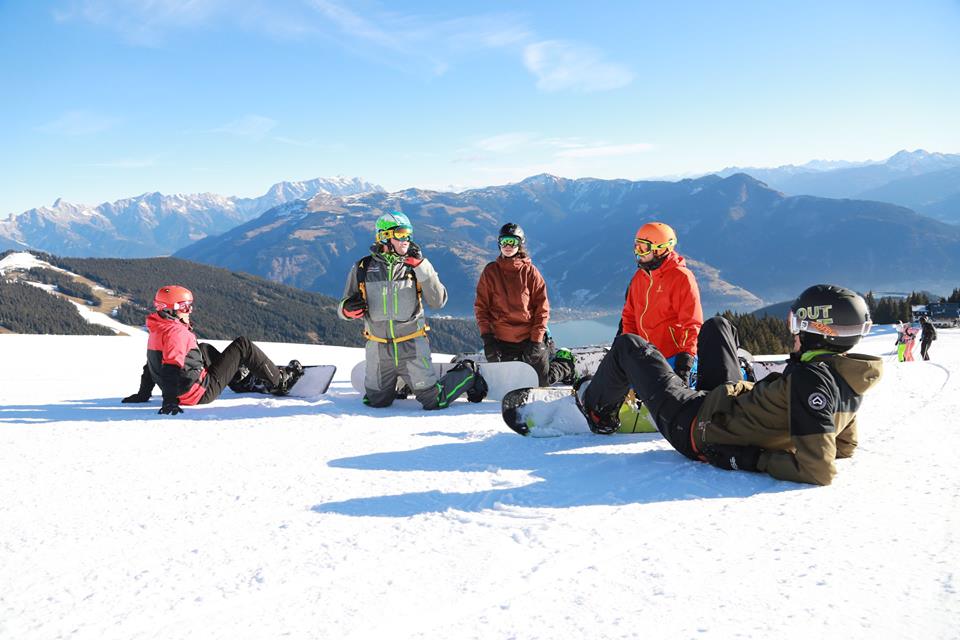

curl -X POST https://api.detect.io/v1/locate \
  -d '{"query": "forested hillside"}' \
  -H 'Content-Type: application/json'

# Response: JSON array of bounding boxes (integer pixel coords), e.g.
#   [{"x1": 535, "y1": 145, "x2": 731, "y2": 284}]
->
[
  {"x1": 0, "y1": 279, "x2": 114, "y2": 335},
  {"x1": 38, "y1": 254, "x2": 479, "y2": 353}
]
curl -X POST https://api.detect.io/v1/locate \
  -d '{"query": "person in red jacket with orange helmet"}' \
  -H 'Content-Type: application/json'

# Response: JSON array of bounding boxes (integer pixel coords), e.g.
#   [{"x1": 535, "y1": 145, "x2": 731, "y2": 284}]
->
[
  {"x1": 121, "y1": 285, "x2": 302, "y2": 415},
  {"x1": 620, "y1": 221, "x2": 703, "y2": 384}
]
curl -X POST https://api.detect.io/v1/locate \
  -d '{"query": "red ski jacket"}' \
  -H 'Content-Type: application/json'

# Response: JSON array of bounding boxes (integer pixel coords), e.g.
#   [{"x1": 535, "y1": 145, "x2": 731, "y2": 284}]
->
[
  {"x1": 146, "y1": 312, "x2": 207, "y2": 405},
  {"x1": 621, "y1": 252, "x2": 703, "y2": 358}
]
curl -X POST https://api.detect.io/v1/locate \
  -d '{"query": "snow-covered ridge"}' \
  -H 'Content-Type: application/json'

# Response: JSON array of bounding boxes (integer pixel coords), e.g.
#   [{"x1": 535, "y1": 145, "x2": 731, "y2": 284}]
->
[
  {"x1": 0, "y1": 176, "x2": 385, "y2": 259},
  {"x1": 0, "y1": 251, "x2": 145, "y2": 335}
]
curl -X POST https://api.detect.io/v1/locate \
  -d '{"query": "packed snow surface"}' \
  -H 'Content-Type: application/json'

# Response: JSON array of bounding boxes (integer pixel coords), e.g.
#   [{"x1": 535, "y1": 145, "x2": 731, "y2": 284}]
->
[{"x1": 1, "y1": 327, "x2": 957, "y2": 639}]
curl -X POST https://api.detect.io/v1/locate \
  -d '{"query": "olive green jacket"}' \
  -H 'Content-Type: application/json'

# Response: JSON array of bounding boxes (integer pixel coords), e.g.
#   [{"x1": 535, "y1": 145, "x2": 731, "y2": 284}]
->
[{"x1": 693, "y1": 351, "x2": 883, "y2": 485}]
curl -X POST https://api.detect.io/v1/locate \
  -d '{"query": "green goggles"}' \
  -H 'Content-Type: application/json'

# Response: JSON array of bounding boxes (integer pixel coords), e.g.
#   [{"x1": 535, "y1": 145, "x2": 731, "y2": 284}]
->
[{"x1": 498, "y1": 236, "x2": 521, "y2": 247}]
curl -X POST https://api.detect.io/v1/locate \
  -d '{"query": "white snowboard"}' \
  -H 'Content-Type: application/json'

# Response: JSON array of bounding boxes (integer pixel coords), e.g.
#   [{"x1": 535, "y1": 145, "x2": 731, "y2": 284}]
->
[
  {"x1": 350, "y1": 359, "x2": 537, "y2": 402},
  {"x1": 286, "y1": 365, "x2": 337, "y2": 397}
]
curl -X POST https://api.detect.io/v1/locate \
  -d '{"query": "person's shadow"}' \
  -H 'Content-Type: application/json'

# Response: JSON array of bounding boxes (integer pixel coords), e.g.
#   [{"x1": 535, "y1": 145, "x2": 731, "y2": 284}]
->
[
  {"x1": 0, "y1": 395, "x2": 338, "y2": 424},
  {"x1": 312, "y1": 431, "x2": 805, "y2": 517}
]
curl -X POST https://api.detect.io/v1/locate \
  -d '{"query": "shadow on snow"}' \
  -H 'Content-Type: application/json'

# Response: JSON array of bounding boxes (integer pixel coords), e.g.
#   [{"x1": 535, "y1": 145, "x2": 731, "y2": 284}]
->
[
  {"x1": 0, "y1": 395, "x2": 337, "y2": 424},
  {"x1": 312, "y1": 432, "x2": 806, "y2": 516}
]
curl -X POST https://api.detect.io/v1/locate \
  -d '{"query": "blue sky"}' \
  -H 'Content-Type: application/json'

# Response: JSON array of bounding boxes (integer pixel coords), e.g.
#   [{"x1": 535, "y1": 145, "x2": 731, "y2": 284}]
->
[{"x1": 2, "y1": 0, "x2": 958, "y2": 215}]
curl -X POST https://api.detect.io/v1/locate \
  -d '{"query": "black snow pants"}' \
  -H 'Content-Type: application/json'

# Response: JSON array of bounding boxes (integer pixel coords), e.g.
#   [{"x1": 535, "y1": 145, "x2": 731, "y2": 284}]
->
[
  {"x1": 583, "y1": 316, "x2": 743, "y2": 459},
  {"x1": 198, "y1": 337, "x2": 281, "y2": 404}
]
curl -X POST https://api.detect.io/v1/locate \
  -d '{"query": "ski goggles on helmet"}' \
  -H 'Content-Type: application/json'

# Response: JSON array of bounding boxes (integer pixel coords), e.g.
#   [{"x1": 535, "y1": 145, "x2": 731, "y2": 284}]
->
[
  {"x1": 787, "y1": 310, "x2": 872, "y2": 337},
  {"x1": 634, "y1": 238, "x2": 673, "y2": 256},
  {"x1": 498, "y1": 236, "x2": 521, "y2": 247},
  {"x1": 377, "y1": 226, "x2": 413, "y2": 243},
  {"x1": 156, "y1": 300, "x2": 193, "y2": 314}
]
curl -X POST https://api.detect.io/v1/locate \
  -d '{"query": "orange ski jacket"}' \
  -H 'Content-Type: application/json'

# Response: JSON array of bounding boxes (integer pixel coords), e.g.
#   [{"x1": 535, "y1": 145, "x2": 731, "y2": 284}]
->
[{"x1": 621, "y1": 252, "x2": 703, "y2": 358}]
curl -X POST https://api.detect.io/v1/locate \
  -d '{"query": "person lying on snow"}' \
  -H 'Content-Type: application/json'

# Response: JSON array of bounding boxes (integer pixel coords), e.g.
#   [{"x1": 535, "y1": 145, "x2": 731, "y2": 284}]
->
[
  {"x1": 575, "y1": 284, "x2": 882, "y2": 485},
  {"x1": 122, "y1": 285, "x2": 303, "y2": 415}
]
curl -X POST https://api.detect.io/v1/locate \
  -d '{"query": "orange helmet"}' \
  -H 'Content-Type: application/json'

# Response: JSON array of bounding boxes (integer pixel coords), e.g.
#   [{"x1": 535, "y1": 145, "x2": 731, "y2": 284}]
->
[
  {"x1": 154, "y1": 285, "x2": 194, "y2": 313},
  {"x1": 634, "y1": 222, "x2": 677, "y2": 259}
]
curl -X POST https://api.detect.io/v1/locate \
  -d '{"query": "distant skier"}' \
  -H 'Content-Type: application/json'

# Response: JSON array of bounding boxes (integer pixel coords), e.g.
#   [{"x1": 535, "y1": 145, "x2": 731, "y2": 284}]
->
[
  {"x1": 919, "y1": 315, "x2": 937, "y2": 361},
  {"x1": 619, "y1": 221, "x2": 703, "y2": 386},
  {"x1": 575, "y1": 284, "x2": 882, "y2": 485},
  {"x1": 339, "y1": 211, "x2": 486, "y2": 409},
  {"x1": 121, "y1": 285, "x2": 303, "y2": 415},
  {"x1": 903, "y1": 323, "x2": 918, "y2": 362},
  {"x1": 895, "y1": 321, "x2": 907, "y2": 362},
  {"x1": 474, "y1": 223, "x2": 551, "y2": 385}
]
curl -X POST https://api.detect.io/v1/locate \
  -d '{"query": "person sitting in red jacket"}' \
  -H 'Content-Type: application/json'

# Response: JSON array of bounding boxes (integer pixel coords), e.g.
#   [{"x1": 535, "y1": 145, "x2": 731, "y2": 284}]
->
[
  {"x1": 620, "y1": 221, "x2": 703, "y2": 385},
  {"x1": 121, "y1": 285, "x2": 302, "y2": 415}
]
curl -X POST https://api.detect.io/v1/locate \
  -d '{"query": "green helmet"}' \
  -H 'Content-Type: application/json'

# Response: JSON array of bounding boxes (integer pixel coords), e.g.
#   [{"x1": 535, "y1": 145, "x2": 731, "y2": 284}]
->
[{"x1": 375, "y1": 211, "x2": 413, "y2": 244}]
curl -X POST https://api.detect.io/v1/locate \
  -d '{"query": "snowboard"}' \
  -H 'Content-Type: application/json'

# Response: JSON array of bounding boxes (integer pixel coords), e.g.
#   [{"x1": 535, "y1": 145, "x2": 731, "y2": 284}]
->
[
  {"x1": 738, "y1": 348, "x2": 788, "y2": 380},
  {"x1": 230, "y1": 365, "x2": 337, "y2": 398},
  {"x1": 350, "y1": 359, "x2": 537, "y2": 402},
  {"x1": 501, "y1": 386, "x2": 657, "y2": 438},
  {"x1": 453, "y1": 344, "x2": 611, "y2": 384}
]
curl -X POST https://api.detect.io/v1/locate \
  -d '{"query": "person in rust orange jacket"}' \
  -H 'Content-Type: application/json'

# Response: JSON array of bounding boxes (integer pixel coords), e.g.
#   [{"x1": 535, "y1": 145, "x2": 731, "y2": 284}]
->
[
  {"x1": 620, "y1": 221, "x2": 703, "y2": 385},
  {"x1": 474, "y1": 223, "x2": 551, "y2": 385}
]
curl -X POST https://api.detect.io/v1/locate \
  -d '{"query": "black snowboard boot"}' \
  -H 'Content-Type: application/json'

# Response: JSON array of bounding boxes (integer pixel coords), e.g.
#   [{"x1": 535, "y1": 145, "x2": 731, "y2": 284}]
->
[
  {"x1": 447, "y1": 359, "x2": 488, "y2": 403},
  {"x1": 462, "y1": 360, "x2": 488, "y2": 403},
  {"x1": 271, "y1": 360, "x2": 304, "y2": 396},
  {"x1": 574, "y1": 376, "x2": 621, "y2": 435}
]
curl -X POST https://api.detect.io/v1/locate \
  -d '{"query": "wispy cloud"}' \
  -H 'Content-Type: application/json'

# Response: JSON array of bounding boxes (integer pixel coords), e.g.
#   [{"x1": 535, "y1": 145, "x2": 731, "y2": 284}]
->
[
  {"x1": 523, "y1": 40, "x2": 634, "y2": 92},
  {"x1": 556, "y1": 143, "x2": 655, "y2": 158},
  {"x1": 57, "y1": 1, "x2": 630, "y2": 92},
  {"x1": 475, "y1": 132, "x2": 537, "y2": 153},
  {"x1": 36, "y1": 110, "x2": 119, "y2": 135},
  {"x1": 83, "y1": 156, "x2": 159, "y2": 169},
  {"x1": 463, "y1": 133, "x2": 652, "y2": 160},
  {"x1": 53, "y1": 0, "x2": 316, "y2": 45},
  {"x1": 211, "y1": 115, "x2": 278, "y2": 139},
  {"x1": 305, "y1": 1, "x2": 531, "y2": 76}
]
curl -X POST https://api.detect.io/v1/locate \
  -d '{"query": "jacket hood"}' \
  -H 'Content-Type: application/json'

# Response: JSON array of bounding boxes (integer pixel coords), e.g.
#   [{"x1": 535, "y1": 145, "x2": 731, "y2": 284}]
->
[
  {"x1": 826, "y1": 352, "x2": 884, "y2": 395},
  {"x1": 496, "y1": 255, "x2": 533, "y2": 271},
  {"x1": 146, "y1": 311, "x2": 190, "y2": 332}
]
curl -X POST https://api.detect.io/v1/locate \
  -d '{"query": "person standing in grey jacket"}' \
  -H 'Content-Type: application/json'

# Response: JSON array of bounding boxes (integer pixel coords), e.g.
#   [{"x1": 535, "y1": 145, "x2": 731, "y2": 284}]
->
[{"x1": 339, "y1": 211, "x2": 486, "y2": 409}]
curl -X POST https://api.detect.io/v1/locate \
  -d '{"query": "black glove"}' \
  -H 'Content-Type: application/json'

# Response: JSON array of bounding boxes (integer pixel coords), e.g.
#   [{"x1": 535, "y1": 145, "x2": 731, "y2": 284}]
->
[
  {"x1": 673, "y1": 352, "x2": 695, "y2": 384},
  {"x1": 481, "y1": 334, "x2": 500, "y2": 361},
  {"x1": 404, "y1": 241, "x2": 423, "y2": 267},
  {"x1": 343, "y1": 291, "x2": 367, "y2": 313},
  {"x1": 158, "y1": 400, "x2": 183, "y2": 416},
  {"x1": 122, "y1": 364, "x2": 155, "y2": 403},
  {"x1": 526, "y1": 340, "x2": 547, "y2": 357},
  {"x1": 702, "y1": 444, "x2": 763, "y2": 472}
]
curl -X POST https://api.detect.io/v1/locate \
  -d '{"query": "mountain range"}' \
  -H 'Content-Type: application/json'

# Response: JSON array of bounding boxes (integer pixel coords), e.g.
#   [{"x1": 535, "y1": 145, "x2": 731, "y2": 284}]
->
[
  {"x1": 174, "y1": 172, "x2": 960, "y2": 315},
  {"x1": 0, "y1": 177, "x2": 383, "y2": 257},
  {"x1": 3, "y1": 150, "x2": 959, "y2": 317},
  {"x1": 716, "y1": 149, "x2": 960, "y2": 222}
]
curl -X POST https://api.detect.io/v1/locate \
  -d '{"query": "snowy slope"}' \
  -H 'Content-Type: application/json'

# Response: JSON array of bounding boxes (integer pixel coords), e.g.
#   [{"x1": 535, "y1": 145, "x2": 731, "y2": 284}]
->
[{"x1": 0, "y1": 327, "x2": 957, "y2": 639}]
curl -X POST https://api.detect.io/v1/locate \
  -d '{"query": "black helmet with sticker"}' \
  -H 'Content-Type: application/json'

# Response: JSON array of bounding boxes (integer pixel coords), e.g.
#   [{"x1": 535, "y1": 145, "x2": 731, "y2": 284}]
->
[{"x1": 788, "y1": 284, "x2": 872, "y2": 352}]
